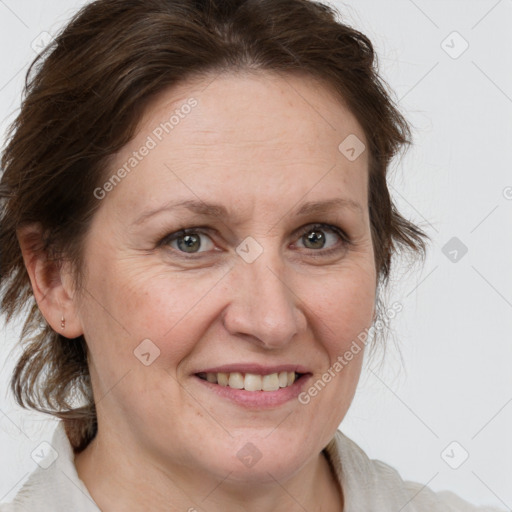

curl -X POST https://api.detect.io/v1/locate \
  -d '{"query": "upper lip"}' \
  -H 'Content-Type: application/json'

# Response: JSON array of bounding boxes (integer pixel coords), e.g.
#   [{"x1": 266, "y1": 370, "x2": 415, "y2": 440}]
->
[{"x1": 195, "y1": 363, "x2": 311, "y2": 375}]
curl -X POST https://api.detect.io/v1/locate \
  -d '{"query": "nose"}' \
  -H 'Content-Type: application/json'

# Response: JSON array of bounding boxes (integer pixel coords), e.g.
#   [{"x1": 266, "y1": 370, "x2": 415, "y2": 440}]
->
[{"x1": 221, "y1": 251, "x2": 304, "y2": 349}]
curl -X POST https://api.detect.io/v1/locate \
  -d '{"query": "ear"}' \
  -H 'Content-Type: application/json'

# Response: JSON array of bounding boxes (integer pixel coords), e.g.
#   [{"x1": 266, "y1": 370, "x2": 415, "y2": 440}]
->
[{"x1": 17, "y1": 223, "x2": 83, "y2": 338}]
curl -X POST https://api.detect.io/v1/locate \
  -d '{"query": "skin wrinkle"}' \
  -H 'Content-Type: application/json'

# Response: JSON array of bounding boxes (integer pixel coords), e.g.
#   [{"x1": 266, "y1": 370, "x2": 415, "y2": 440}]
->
[{"x1": 45, "y1": 72, "x2": 376, "y2": 511}]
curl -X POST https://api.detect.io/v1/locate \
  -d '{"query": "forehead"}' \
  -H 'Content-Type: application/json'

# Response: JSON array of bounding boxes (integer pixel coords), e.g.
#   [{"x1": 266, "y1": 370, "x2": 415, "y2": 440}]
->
[
  {"x1": 140, "y1": 70, "x2": 365, "y2": 152},
  {"x1": 102, "y1": 71, "x2": 369, "y2": 221}
]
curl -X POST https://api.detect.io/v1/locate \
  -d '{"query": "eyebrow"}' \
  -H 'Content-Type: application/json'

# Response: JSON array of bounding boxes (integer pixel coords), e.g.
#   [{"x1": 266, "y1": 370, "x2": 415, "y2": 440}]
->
[{"x1": 133, "y1": 197, "x2": 363, "y2": 225}]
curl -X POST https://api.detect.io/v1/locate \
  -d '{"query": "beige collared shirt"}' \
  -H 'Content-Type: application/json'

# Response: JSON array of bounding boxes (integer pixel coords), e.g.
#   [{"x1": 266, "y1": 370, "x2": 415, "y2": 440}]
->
[{"x1": 0, "y1": 422, "x2": 504, "y2": 511}]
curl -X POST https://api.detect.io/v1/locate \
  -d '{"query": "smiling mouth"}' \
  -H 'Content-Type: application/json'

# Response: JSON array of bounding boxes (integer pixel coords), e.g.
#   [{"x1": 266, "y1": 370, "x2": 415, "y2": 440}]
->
[{"x1": 196, "y1": 371, "x2": 303, "y2": 392}]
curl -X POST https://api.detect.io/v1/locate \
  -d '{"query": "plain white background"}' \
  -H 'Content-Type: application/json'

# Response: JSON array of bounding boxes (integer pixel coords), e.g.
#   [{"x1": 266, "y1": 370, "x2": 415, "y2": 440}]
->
[{"x1": 0, "y1": 0, "x2": 511, "y2": 508}]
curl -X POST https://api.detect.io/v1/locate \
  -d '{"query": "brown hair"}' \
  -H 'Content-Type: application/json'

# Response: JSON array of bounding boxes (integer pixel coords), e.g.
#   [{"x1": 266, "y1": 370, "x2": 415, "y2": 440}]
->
[{"x1": 0, "y1": 0, "x2": 429, "y2": 451}]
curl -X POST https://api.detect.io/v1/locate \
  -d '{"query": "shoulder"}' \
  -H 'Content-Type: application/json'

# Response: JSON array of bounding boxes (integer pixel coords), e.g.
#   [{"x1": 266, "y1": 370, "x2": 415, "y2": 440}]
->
[
  {"x1": 0, "y1": 422, "x2": 99, "y2": 512},
  {"x1": 324, "y1": 430, "x2": 505, "y2": 511}
]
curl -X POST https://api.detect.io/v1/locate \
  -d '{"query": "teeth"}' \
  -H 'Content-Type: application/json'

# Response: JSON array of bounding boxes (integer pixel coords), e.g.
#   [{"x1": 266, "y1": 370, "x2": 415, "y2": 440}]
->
[
  {"x1": 217, "y1": 372, "x2": 229, "y2": 386},
  {"x1": 262, "y1": 373, "x2": 280, "y2": 391},
  {"x1": 201, "y1": 371, "x2": 297, "y2": 392},
  {"x1": 228, "y1": 372, "x2": 244, "y2": 389},
  {"x1": 244, "y1": 373, "x2": 262, "y2": 391}
]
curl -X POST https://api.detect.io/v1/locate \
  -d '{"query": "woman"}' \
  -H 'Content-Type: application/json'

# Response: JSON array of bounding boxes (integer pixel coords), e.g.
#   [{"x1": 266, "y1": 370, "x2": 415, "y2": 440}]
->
[{"x1": 0, "y1": 0, "x2": 505, "y2": 510}]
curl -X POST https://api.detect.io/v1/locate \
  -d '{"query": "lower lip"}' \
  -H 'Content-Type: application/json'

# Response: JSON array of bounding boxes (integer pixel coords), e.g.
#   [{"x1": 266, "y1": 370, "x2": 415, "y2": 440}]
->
[{"x1": 193, "y1": 374, "x2": 311, "y2": 409}]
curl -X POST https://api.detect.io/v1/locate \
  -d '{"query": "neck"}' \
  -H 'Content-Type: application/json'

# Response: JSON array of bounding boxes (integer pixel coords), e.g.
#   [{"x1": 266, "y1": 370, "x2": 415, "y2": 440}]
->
[{"x1": 74, "y1": 426, "x2": 343, "y2": 512}]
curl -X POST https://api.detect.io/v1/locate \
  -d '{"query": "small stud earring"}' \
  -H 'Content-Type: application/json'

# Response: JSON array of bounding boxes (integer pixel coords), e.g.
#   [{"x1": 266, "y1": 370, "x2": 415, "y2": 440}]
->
[{"x1": 61, "y1": 316, "x2": 66, "y2": 330}]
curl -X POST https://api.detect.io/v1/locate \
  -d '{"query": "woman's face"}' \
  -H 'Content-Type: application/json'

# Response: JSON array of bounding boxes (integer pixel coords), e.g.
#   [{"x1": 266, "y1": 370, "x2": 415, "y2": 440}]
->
[{"x1": 75, "y1": 71, "x2": 376, "y2": 482}]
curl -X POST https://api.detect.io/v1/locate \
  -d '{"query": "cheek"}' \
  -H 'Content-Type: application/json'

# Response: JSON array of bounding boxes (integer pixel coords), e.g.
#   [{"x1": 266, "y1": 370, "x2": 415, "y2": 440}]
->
[
  {"x1": 80, "y1": 249, "x2": 227, "y2": 366},
  {"x1": 293, "y1": 264, "x2": 374, "y2": 442},
  {"x1": 309, "y1": 262, "x2": 376, "y2": 352}
]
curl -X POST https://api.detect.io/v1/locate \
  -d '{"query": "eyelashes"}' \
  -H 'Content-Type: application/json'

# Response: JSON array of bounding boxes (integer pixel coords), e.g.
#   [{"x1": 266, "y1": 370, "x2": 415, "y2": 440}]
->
[
  {"x1": 294, "y1": 223, "x2": 351, "y2": 257},
  {"x1": 158, "y1": 223, "x2": 351, "y2": 260}
]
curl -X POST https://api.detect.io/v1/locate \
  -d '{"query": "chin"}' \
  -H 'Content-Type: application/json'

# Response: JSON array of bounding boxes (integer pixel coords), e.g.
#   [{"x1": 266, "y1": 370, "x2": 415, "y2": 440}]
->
[{"x1": 205, "y1": 432, "x2": 314, "y2": 484}]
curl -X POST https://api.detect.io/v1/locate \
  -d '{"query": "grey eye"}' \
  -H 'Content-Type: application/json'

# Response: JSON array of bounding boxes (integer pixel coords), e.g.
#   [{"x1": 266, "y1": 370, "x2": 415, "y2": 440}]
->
[{"x1": 167, "y1": 231, "x2": 215, "y2": 254}]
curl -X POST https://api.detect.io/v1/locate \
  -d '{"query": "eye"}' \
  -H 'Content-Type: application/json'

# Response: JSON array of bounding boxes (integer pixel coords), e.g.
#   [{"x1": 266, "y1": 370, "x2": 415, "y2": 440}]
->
[
  {"x1": 158, "y1": 223, "x2": 350, "y2": 259},
  {"x1": 293, "y1": 223, "x2": 350, "y2": 256},
  {"x1": 160, "y1": 228, "x2": 215, "y2": 255}
]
